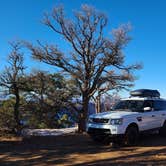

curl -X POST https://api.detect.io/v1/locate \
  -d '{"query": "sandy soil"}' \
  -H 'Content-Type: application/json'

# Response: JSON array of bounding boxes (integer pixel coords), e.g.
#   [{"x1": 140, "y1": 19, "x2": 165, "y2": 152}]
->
[{"x1": 0, "y1": 133, "x2": 166, "y2": 166}]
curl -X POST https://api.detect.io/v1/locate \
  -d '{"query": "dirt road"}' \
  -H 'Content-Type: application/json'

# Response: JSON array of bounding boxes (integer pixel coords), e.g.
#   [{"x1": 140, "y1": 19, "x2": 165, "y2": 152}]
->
[{"x1": 0, "y1": 133, "x2": 166, "y2": 165}]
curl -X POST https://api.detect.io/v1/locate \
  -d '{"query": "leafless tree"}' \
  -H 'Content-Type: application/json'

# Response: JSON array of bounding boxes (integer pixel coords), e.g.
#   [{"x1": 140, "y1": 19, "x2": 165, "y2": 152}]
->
[
  {"x1": 26, "y1": 5, "x2": 141, "y2": 131},
  {"x1": 93, "y1": 71, "x2": 135, "y2": 113},
  {"x1": 0, "y1": 41, "x2": 26, "y2": 131},
  {"x1": 103, "y1": 92, "x2": 121, "y2": 112}
]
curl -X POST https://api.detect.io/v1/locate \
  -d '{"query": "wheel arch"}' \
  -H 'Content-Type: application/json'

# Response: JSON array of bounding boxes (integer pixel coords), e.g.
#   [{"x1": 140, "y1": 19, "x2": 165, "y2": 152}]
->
[
  {"x1": 125, "y1": 122, "x2": 139, "y2": 133},
  {"x1": 160, "y1": 119, "x2": 166, "y2": 127},
  {"x1": 161, "y1": 120, "x2": 166, "y2": 127}
]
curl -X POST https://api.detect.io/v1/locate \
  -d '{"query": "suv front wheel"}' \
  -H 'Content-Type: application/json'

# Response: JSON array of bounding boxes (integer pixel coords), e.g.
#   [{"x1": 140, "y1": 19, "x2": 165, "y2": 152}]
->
[{"x1": 123, "y1": 126, "x2": 139, "y2": 146}]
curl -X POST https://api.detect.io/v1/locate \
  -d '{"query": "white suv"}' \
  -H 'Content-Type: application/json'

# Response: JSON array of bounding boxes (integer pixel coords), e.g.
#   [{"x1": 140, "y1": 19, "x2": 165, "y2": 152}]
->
[{"x1": 87, "y1": 89, "x2": 166, "y2": 146}]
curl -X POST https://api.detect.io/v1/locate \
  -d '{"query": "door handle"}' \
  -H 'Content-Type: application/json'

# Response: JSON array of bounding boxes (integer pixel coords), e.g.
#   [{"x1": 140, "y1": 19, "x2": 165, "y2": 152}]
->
[
  {"x1": 137, "y1": 117, "x2": 142, "y2": 121},
  {"x1": 152, "y1": 115, "x2": 155, "y2": 117}
]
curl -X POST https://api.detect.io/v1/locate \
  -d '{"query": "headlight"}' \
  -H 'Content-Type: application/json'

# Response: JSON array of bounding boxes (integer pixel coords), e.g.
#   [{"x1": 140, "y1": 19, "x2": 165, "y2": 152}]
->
[
  {"x1": 88, "y1": 118, "x2": 93, "y2": 123},
  {"x1": 110, "y1": 118, "x2": 123, "y2": 125}
]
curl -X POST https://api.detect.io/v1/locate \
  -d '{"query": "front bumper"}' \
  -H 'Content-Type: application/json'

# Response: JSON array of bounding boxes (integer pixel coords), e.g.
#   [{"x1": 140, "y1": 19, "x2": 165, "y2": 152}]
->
[
  {"x1": 88, "y1": 127, "x2": 111, "y2": 135},
  {"x1": 87, "y1": 127, "x2": 124, "y2": 139},
  {"x1": 87, "y1": 122, "x2": 125, "y2": 135}
]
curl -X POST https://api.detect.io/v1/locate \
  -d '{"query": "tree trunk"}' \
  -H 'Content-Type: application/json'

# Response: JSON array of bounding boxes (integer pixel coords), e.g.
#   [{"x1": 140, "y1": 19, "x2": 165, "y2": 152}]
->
[
  {"x1": 14, "y1": 88, "x2": 21, "y2": 132},
  {"x1": 78, "y1": 93, "x2": 89, "y2": 132},
  {"x1": 96, "y1": 94, "x2": 101, "y2": 113}
]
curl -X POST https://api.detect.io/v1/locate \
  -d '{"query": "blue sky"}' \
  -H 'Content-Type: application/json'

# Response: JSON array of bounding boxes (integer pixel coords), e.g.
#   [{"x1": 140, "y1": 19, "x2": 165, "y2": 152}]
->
[{"x1": 0, "y1": 0, "x2": 166, "y2": 97}]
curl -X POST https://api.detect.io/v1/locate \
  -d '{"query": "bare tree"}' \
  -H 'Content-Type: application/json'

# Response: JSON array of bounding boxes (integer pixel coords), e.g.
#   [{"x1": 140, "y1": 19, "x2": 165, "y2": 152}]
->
[
  {"x1": 26, "y1": 5, "x2": 141, "y2": 132},
  {"x1": 93, "y1": 71, "x2": 135, "y2": 113},
  {"x1": 103, "y1": 92, "x2": 121, "y2": 112},
  {"x1": 0, "y1": 41, "x2": 26, "y2": 131}
]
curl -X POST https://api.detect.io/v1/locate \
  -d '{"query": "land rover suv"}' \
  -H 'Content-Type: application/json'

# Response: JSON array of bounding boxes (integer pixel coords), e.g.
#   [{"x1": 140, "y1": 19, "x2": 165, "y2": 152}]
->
[{"x1": 87, "y1": 89, "x2": 166, "y2": 146}]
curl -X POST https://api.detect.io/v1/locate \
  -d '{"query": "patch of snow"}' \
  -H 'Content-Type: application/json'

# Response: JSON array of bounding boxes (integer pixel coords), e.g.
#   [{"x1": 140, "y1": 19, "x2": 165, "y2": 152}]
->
[{"x1": 22, "y1": 127, "x2": 77, "y2": 137}]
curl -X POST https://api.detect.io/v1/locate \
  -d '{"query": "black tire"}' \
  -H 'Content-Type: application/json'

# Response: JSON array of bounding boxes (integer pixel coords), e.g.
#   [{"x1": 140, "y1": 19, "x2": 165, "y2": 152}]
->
[
  {"x1": 159, "y1": 121, "x2": 166, "y2": 137},
  {"x1": 123, "y1": 126, "x2": 139, "y2": 146}
]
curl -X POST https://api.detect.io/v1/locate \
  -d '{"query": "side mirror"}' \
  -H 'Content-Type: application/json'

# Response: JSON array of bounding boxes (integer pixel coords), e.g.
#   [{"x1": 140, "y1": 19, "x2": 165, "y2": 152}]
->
[{"x1": 143, "y1": 107, "x2": 152, "y2": 111}]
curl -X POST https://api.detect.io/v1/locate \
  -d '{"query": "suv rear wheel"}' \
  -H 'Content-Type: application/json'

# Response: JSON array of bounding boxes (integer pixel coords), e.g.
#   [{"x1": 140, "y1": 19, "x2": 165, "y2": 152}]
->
[
  {"x1": 159, "y1": 121, "x2": 166, "y2": 137},
  {"x1": 123, "y1": 126, "x2": 139, "y2": 146}
]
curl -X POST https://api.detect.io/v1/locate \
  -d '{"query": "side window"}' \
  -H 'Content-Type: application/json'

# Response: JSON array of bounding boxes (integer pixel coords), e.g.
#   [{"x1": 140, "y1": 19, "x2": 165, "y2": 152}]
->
[
  {"x1": 154, "y1": 100, "x2": 166, "y2": 111},
  {"x1": 154, "y1": 101, "x2": 161, "y2": 111},
  {"x1": 163, "y1": 101, "x2": 166, "y2": 110},
  {"x1": 143, "y1": 100, "x2": 153, "y2": 111},
  {"x1": 161, "y1": 101, "x2": 166, "y2": 110}
]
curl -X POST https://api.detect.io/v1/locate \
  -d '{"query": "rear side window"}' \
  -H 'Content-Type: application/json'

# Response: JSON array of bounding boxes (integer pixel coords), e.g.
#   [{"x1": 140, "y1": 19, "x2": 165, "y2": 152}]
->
[{"x1": 154, "y1": 100, "x2": 166, "y2": 110}]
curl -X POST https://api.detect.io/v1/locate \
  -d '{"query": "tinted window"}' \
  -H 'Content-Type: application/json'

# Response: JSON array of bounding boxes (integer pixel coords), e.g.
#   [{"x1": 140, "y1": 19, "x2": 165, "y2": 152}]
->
[
  {"x1": 154, "y1": 100, "x2": 166, "y2": 110},
  {"x1": 113, "y1": 100, "x2": 145, "y2": 112},
  {"x1": 143, "y1": 100, "x2": 153, "y2": 108}
]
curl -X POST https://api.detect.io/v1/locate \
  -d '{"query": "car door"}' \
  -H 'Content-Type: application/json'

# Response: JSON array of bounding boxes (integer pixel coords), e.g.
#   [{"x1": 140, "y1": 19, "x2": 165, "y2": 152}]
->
[
  {"x1": 153, "y1": 100, "x2": 166, "y2": 128},
  {"x1": 140, "y1": 112, "x2": 157, "y2": 130},
  {"x1": 139, "y1": 100, "x2": 158, "y2": 131}
]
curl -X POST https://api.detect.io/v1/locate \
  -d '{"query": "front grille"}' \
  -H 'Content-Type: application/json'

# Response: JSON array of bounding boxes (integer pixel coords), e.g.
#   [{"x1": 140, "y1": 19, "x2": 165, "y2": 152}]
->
[
  {"x1": 88, "y1": 128, "x2": 110, "y2": 135},
  {"x1": 92, "y1": 118, "x2": 109, "y2": 124}
]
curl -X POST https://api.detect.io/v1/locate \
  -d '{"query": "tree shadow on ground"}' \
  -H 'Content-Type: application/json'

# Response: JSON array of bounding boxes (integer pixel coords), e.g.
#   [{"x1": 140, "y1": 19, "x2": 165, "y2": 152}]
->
[{"x1": 0, "y1": 133, "x2": 166, "y2": 165}]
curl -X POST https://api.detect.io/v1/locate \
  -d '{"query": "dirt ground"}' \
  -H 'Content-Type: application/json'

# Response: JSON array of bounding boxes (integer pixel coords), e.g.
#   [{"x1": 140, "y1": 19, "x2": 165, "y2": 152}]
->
[{"x1": 1, "y1": 133, "x2": 166, "y2": 166}]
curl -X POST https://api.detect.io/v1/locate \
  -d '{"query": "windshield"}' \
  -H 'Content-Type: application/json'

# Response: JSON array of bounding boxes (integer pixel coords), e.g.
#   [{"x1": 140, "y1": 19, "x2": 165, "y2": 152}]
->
[{"x1": 113, "y1": 100, "x2": 146, "y2": 112}]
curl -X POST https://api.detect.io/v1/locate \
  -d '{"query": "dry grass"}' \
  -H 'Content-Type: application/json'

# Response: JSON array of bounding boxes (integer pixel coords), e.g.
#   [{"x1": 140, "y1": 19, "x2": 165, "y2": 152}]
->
[{"x1": 0, "y1": 133, "x2": 166, "y2": 165}]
